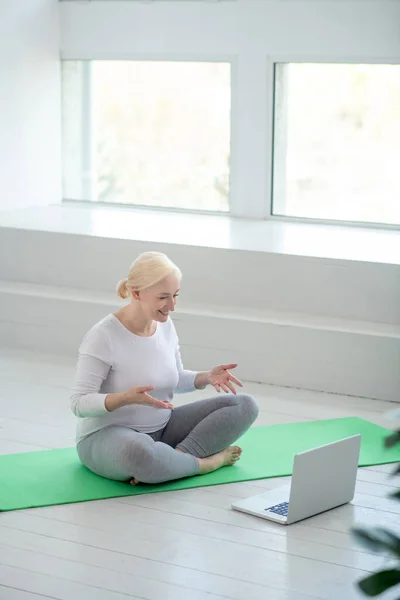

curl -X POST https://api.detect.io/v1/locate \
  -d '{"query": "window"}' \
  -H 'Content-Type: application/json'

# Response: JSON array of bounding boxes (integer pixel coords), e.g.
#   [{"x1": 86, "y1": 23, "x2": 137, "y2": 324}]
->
[
  {"x1": 62, "y1": 59, "x2": 400, "y2": 227},
  {"x1": 62, "y1": 60, "x2": 231, "y2": 212},
  {"x1": 272, "y1": 63, "x2": 400, "y2": 226}
]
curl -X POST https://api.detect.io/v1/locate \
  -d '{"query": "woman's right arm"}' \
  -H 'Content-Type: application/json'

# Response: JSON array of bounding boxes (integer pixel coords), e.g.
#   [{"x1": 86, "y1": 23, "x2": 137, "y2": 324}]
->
[
  {"x1": 70, "y1": 352, "x2": 130, "y2": 416},
  {"x1": 71, "y1": 343, "x2": 173, "y2": 416}
]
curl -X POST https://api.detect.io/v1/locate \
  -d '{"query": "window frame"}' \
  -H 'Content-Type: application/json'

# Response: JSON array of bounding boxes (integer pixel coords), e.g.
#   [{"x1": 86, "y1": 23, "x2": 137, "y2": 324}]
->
[
  {"x1": 61, "y1": 52, "x2": 400, "y2": 231},
  {"x1": 269, "y1": 55, "x2": 400, "y2": 231},
  {"x1": 61, "y1": 53, "x2": 238, "y2": 217}
]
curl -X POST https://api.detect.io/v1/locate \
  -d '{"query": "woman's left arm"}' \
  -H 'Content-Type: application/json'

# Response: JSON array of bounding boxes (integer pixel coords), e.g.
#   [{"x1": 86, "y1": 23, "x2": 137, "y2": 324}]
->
[
  {"x1": 175, "y1": 346, "x2": 243, "y2": 394},
  {"x1": 174, "y1": 344, "x2": 202, "y2": 393},
  {"x1": 171, "y1": 320, "x2": 242, "y2": 394},
  {"x1": 193, "y1": 371, "x2": 211, "y2": 390},
  {"x1": 194, "y1": 364, "x2": 244, "y2": 393}
]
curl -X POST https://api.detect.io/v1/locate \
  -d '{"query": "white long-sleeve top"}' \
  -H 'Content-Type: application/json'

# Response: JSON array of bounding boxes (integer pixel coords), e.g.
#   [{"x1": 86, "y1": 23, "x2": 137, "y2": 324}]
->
[{"x1": 71, "y1": 314, "x2": 197, "y2": 443}]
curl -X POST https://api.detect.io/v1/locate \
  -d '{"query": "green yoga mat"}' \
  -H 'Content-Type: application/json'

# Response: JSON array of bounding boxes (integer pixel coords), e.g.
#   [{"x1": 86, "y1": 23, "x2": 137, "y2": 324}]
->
[{"x1": 1, "y1": 417, "x2": 399, "y2": 512}]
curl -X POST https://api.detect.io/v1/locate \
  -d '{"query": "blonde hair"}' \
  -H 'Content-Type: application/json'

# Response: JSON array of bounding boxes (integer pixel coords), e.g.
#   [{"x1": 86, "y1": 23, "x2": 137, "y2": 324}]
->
[{"x1": 116, "y1": 251, "x2": 182, "y2": 300}]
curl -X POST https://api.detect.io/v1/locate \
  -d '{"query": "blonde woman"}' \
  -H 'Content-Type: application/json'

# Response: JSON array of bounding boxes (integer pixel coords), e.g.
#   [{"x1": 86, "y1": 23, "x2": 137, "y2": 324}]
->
[{"x1": 71, "y1": 251, "x2": 259, "y2": 485}]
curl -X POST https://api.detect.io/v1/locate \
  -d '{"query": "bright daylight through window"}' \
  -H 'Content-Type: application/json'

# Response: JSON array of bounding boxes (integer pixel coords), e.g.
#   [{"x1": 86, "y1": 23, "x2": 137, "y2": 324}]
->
[
  {"x1": 272, "y1": 63, "x2": 400, "y2": 226},
  {"x1": 62, "y1": 60, "x2": 231, "y2": 212}
]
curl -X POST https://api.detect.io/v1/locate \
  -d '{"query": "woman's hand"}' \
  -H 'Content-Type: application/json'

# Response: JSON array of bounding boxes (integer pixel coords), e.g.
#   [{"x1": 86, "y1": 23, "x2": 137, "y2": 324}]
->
[
  {"x1": 125, "y1": 386, "x2": 174, "y2": 409},
  {"x1": 207, "y1": 364, "x2": 243, "y2": 395},
  {"x1": 105, "y1": 386, "x2": 173, "y2": 412}
]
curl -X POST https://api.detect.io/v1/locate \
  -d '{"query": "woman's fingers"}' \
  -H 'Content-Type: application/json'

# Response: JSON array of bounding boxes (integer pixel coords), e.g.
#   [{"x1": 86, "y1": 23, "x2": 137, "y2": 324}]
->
[
  {"x1": 136, "y1": 387, "x2": 173, "y2": 409},
  {"x1": 225, "y1": 381, "x2": 237, "y2": 395},
  {"x1": 161, "y1": 399, "x2": 174, "y2": 410},
  {"x1": 137, "y1": 386, "x2": 154, "y2": 393},
  {"x1": 215, "y1": 365, "x2": 243, "y2": 388},
  {"x1": 213, "y1": 376, "x2": 242, "y2": 394},
  {"x1": 220, "y1": 363, "x2": 238, "y2": 371},
  {"x1": 143, "y1": 394, "x2": 173, "y2": 409},
  {"x1": 228, "y1": 373, "x2": 243, "y2": 387}
]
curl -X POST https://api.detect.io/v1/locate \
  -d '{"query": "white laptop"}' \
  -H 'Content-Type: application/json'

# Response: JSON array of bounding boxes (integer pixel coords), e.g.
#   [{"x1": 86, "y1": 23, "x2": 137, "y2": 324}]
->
[{"x1": 231, "y1": 434, "x2": 361, "y2": 525}]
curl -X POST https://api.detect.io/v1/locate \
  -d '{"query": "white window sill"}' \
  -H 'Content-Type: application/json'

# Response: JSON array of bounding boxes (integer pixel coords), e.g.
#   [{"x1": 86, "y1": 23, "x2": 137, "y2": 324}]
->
[{"x1": 1, "y1": 203, "x2": 400, "y2": 265}]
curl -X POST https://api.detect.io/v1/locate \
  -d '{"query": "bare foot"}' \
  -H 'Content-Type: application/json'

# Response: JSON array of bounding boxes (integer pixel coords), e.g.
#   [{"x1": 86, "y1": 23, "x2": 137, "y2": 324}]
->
[
  {"x1": 129, "y1": 446, "x2": 242, "y2": 485},
  {"x1": 198, "y1": 446, "x2": 242, "y2": 475}
]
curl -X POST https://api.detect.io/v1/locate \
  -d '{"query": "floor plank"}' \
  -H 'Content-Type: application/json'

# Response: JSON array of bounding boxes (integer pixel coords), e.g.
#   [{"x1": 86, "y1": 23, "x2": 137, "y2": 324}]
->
[
  {"x1": 0, "y1": 504, "x2": 389, "y2": 573},
  {"x1": 0, "y1": 526, "x2": 318, "y2": 600},
  {"x1": 0, "y1": 564, "x2": 143, "y2": 600},
  {"x1": 0, "y1": 543, "x2": 233, "y2": 600},
  {"x1": 0, "y1": 586, "x2": 57, "y2": 600}
]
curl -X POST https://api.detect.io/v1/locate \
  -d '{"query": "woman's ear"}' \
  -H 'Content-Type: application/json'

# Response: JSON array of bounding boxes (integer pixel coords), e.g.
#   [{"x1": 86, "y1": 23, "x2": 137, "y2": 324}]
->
[{"x1": 131, "y1": 290, "x2": 140, "y2": 302}]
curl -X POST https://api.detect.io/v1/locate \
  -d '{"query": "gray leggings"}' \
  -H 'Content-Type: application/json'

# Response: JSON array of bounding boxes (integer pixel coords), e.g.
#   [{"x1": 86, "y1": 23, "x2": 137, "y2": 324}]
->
[{"x1": 77, "y1": 393, "x2": 259, "y2": 484}]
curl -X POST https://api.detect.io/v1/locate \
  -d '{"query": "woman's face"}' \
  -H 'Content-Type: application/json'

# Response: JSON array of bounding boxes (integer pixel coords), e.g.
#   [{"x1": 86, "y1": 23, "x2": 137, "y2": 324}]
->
[{"x1": 135, "y1": 273, "x2": 180, "y2": 322}]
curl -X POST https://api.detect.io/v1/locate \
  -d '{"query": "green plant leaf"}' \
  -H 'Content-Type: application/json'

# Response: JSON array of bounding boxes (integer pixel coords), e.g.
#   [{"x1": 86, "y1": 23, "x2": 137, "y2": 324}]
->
[
  {"x1": 357, "y1": 569, "x2": 400, "y2": 596},
  {"x1": 391, "y1": 464, "x2": 400, "y2": 477},
  {"x1": 385, "y1": 430, "x2": 400, "y2": 449},
  {"x1": 351, "y1": 527, "x2": 400, "y2": 558},
  {"x1": 391, "y1": 490, "x2": 400, "y2": 500}
]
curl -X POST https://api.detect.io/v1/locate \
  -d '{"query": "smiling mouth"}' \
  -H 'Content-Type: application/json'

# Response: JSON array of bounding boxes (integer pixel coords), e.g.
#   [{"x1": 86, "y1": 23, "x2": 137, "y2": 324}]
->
[{"x1": 158, "y1": 310, "x2": 168, "y2": 316}]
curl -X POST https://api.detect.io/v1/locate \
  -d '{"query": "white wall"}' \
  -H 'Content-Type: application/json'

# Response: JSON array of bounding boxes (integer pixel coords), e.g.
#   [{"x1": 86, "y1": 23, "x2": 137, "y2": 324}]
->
[
  {"x1": 0, "y1": 0, "x2": 61, "y2": 212},
  {"x1": 60, "y1": 0, "x2": 400, "y2": 58},
  {"x1": 60, "y1": 0, "x2": 400, "y2": 219}
]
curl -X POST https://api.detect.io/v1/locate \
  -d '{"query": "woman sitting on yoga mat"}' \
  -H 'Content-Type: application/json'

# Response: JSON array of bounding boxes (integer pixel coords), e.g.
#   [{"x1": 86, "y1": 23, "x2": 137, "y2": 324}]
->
[{"x1": 71, "y1": 251, "x2": 259, "y2": 485}]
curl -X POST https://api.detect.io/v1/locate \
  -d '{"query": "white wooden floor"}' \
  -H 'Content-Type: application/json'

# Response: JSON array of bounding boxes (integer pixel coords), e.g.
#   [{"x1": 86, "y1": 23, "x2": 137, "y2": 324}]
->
[{"x1": 0, "y1": 348, "x2": 399, "y2": 600}]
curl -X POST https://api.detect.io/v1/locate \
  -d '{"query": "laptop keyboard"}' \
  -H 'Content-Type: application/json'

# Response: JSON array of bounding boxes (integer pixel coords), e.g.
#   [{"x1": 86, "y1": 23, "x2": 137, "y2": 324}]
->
[{"x1": 265, "y1": 501, "x2": 289, "y2": 516}]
